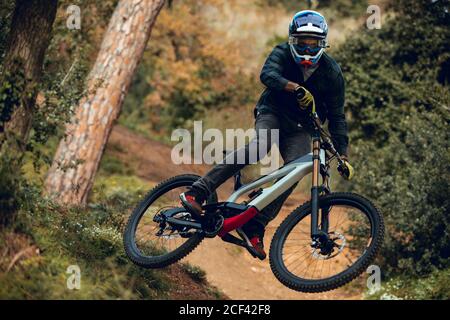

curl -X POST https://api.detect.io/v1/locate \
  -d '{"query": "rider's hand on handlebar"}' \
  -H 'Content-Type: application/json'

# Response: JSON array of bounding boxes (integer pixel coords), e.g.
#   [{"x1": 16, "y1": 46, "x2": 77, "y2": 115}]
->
[
  {"x1": 295, "y1": 85, "x2": 314, "y2": 111},
  {"x1": 337, "y1": 156, "x2": 354, "y2": 180}
]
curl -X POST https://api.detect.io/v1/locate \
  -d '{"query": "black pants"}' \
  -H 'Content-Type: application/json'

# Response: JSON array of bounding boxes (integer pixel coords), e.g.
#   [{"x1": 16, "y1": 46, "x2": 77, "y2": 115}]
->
[{"x1": 192, "y1": 112, "x2": 311, "y2": 231}]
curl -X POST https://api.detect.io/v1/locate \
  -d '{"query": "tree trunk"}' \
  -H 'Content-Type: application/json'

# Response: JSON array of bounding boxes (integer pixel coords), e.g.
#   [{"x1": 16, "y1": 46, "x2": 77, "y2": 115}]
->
[
  {"x1": 0, "y1": 0, "x2": 57, "y2": 224},
  {"x1": 44, "y1": 0, "x2": 165, "y2": 205},
  {"x1": 0, "y1": 0, "x2": 58, "y2": 154}
]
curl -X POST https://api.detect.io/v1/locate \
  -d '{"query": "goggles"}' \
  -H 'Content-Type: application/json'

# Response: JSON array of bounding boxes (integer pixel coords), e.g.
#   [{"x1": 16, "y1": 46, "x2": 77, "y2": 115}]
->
[{"x1": 289, "y1": 36, "x2": 328, "y2": 55}]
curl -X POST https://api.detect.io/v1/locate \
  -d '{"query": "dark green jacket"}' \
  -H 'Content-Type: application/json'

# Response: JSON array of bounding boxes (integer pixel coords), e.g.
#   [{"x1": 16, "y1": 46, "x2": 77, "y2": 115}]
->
[{"x1": 256, "y1": 42, "x2": 349, "y2": 155}]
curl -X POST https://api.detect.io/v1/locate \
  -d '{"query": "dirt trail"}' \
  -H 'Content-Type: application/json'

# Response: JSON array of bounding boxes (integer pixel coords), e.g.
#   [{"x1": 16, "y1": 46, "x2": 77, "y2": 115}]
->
[{"x1": 108, "y1": 125, "x2": 361, "y2": 300}]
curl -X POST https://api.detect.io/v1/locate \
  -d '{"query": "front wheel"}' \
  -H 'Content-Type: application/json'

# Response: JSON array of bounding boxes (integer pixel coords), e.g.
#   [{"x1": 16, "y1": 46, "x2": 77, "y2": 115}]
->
[{"x1": 269, "y1": 192, "x2": 384, "y2": 293}]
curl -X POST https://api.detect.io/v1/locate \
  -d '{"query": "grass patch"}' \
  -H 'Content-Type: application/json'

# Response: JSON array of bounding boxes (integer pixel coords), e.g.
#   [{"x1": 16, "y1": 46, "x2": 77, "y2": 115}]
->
[
  {"x1": 0, "y1": 168, "x2": 219, "y2": 299},
  {"x1": 365, "y1": 268, "x2": 450, "y2": 300},
  {"x1": 90, "y1": 174, "x2": 154, "y2": 203},
  {"x1": 0, "y1": 188, "x2": 170, "y2": 299},
  {"x1": 181, "y1": 262, "x2": 207, "y2": 284}
]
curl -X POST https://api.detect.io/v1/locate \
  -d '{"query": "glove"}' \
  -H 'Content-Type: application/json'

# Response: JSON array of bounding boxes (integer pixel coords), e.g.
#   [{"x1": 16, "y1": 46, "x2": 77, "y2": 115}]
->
[
  {"x1": 295, "y1": 86, "x2": 315, "y2": 111},
  {"x1": 337, "y1": 157, "x2": 354, "y2": 180}
]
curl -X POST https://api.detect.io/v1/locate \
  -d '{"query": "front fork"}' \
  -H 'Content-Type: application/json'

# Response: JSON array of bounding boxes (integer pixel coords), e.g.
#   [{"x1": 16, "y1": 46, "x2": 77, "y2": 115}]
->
[{"x1": 310, "y1": 133, "x2": 330, "y2": 243}]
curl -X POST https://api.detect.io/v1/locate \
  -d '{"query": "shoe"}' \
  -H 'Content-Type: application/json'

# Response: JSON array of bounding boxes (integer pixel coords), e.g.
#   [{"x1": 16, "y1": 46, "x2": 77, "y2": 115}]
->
[
  {"x1": 239, "y1": 223, "x2": 267, "y2": 260},
  {"x1": 249, "y1": 235, "x2": 267, "y2": 260},
  {"x1": 179, "y1": 188, "x2": 205, "y2": 220}
]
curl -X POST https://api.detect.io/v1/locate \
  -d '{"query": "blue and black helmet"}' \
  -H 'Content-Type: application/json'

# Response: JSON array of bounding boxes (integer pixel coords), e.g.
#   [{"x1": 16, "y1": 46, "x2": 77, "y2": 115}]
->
[{"x1": 288, "y1": 10, "x2": 328, "y2": 66}]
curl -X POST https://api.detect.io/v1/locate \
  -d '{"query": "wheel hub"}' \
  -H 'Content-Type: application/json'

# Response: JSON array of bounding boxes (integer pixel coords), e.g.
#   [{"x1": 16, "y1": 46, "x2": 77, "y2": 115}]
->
[{"x1": 311, "y1": 231, "x2": 346, "y2": 260}]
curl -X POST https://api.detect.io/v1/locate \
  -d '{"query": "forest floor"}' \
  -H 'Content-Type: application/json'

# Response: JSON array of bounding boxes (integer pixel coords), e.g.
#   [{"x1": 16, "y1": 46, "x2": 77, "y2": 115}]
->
[{"x1": 106, "y1": 125, "x2": 364, "y2": 300}]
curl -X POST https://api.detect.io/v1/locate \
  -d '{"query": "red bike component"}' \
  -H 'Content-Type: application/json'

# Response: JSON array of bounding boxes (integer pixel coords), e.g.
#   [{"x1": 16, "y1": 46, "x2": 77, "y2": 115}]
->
[
  {"x1": 300, "y1": 60, "x2": 313, "y2": 67},
  {"x1": 218, "y1": 206, "x2": 259, "y2": 238}
]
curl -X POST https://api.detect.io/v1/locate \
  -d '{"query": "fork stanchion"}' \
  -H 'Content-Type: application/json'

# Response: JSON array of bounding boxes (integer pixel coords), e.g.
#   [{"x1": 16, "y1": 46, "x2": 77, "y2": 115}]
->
[{"x1": 310, "y1": 130, "x2": 321, "y2": 239}]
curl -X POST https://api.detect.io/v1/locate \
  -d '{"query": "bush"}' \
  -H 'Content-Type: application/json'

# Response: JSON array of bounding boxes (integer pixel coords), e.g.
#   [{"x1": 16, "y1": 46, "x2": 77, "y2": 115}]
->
[
  {"x1": 366, "y1": 268, "x2": 450, "y2": 300},
  {"x1": 181, "y1": 262, "x2": 207, "y2": 284},
  {"x1": 0, "y1": 185, "x2": 172, "y2": 299},
  {"x1": 0, "y1": 0, "x2": 14, "y2": 63},
  {"x1": 120, "y1": 0, "x2": 260, "y2": 137},
  {"x1": 334, "y1": 0, "x2": 450, "y2": 277},
  {"x1": 259, "y1": 0, "x2": 368, "y2": 17}
]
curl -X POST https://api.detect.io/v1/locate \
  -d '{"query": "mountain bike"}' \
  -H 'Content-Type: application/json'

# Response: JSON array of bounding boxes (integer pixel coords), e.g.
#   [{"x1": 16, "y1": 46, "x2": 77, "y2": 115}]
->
[{"x1": 123, "y1": 96, "x2": 384, "y2": 293}]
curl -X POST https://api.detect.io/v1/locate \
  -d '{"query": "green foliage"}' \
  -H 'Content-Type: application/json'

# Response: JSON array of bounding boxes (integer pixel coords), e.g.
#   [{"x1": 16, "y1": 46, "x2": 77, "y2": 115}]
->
[
  {"x1": 0, "y1": 181, "x2": 219, "y2": 299},
  {"x1": 98, "y1": 154, "x2": 134, "y2": 176},
  {"x1": 0, "y1": 0, "x2": 14, "y2": 64},
  {"x1": 259, "y1": 0, "x2": 368, "y2": 17},
  {"x1": 0, "y1": 60, "x2": 25, "y2": 133},
  {"x1": 181, "y1": 262, "x2": 207, "y2": 284},
  {"x1": 0, "y1": 59, "x2": 27, "y2": 223},
  {"x1": 366, "y1": 268, "x2": 450, "y2": 300},
  {"x1": 0, "y1": 0, "x2": 224, "y2": 300},
  {"x1": 335, "y1": 0, "x2": 450, "y2": 277},
  {"x1": 120, "y1": 0, "x2": 260, "y2": 137},
  {"x1": 0, "y1": 155, "x2": 21, "y2": 224},
  {"x1": 50, "y1": 0, "x2": 118, "y2": 65},
  {"x1": 317, "y1": 0, "x2": 368, "y2": 17},
  {"x1": 27, "y1": 58, "x2": 89, "y2": 176},
  {"x1": 23, "y1": 0, "x2": 118, "y2": 164},
  {"x1": 0, "y1": 2, "x2": 93, "y2": 224},
  {"x1": 91, "y1": 174, "x2": 153, "y2": 203},
  {"x1": 0, "y1": 185, "x2": 166, "y2": 299}
]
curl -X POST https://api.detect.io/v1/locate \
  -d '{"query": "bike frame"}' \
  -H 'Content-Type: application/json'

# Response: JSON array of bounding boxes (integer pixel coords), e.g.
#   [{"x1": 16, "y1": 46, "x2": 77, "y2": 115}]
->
[
  {"x1": 228, "y1": 148, "x2": 325, "y2": 210},
  {"x1": 224, "y1": 132, "x2": 326, "y2": 239}
]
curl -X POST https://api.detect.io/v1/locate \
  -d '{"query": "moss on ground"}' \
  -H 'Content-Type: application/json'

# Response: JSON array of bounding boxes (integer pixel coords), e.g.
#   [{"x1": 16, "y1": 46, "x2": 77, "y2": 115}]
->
[
  {"x1": 365, "y1": 268, "x2": 450, "y2": 300},
  {"x1": 0, "y1": 154, "x2": 222, "y2": 299}
]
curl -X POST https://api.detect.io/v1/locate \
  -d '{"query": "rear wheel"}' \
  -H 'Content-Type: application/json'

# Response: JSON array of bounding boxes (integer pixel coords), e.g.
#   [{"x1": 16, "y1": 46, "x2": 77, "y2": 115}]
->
[
  {"x1": 269, "y1": 192, "x2": 384, "y2": 293},
  {"x1": 123, "y1": 174, "x2": 217, "y2": 268}
]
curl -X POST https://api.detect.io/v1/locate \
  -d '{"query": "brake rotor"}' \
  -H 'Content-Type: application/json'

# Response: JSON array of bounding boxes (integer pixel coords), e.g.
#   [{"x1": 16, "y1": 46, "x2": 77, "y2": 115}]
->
[{"x1": 311, "y1": 231, "x2": 346, "y2": 260}]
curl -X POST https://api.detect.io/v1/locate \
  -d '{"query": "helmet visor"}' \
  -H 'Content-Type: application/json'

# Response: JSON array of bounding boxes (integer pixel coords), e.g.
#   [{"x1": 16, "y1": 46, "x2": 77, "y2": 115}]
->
[{"x1": 294, "y1": 13, "x2": 327, "y2": 31}]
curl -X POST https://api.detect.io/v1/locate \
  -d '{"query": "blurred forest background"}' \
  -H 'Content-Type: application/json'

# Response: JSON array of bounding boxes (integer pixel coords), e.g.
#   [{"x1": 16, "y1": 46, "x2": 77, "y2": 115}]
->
[{"x1": 0, "y1": 0, "x2": 448, "y2": 299}]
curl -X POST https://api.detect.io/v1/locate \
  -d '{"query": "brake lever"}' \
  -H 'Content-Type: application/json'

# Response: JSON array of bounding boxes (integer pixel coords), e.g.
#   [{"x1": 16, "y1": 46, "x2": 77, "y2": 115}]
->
[{"x1": 314, "y1": 116, "x2": 345, "y2": 165}]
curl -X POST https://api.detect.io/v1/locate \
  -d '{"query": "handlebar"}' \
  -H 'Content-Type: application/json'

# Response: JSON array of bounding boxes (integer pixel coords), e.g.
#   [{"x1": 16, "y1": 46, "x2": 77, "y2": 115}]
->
[
  {"x1": 294, "y1": 87, "x2": 346, "y2": 166},
  {"x1": 309, "y1": 112, "x2": 346, "y2": 165}
]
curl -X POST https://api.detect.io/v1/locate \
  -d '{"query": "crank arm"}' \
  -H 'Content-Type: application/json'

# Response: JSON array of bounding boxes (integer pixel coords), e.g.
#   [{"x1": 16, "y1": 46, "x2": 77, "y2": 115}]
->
[
  {"x1": 165, "y1": 217, "x2": 203, "y2": 230},
  {"x1": 220, "y1": 233, "x2": 247, "y2": 248}
]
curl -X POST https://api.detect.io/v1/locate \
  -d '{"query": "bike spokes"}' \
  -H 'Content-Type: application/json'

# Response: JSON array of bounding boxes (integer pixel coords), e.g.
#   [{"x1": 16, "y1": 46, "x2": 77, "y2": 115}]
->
[
  {"x1": 134, "y1": 186, "x2": 198, "y2": 257},
  {"x1": 281, "y1": 205, "x2": 372, "y2": 280}
]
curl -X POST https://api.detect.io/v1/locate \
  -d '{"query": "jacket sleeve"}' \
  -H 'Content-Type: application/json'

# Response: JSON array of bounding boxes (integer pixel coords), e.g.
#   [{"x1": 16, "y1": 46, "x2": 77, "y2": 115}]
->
[
  {"x1": 326, "y1": 73, "x2": 349, "y2": 156},
  {"x1": 260, "y1": 45, "x2": 290, "y2": 91}
]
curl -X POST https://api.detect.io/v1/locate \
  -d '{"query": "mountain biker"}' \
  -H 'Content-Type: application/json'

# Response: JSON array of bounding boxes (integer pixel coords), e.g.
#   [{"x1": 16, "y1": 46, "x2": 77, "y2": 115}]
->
[{"x1": 180, "y1": 10, "x2": 351, "y2": 260}]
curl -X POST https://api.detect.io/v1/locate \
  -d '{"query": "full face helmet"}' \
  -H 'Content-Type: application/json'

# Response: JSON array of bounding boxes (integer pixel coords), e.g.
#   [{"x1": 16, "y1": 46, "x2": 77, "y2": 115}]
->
[{"x1": 288, "y1": 10, "x2": 328, "y2": 67}]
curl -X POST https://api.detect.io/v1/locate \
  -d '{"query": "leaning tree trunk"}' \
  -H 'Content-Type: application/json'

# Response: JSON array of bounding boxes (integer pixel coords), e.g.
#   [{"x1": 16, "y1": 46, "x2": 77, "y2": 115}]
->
[
  {"x1": 0, "y1": 0, "x2": 58, "y2": 224},
  {"x1": 44, "y1": 0, "x2": 165, "y2": 205}
]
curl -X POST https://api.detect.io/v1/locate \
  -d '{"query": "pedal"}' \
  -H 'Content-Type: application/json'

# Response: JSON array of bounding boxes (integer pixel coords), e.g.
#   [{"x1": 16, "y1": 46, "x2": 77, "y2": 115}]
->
[
  {"x1": 220, "y1": 233, "x2": 247, "y2": 247},
  {"x1": 236, "y1": 228, "x2": 257, "y2": 257},
  {"x1": 235, "y1": 227, "x2": 248, "y2": 241},
  {"x1": 226, "y1": 229, "x2": 265, "y2": 260}
]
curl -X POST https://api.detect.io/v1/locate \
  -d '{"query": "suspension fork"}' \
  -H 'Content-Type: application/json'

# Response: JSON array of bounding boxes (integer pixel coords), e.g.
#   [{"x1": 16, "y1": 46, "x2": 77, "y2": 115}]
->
[
  {"x1": 320, "y1": 163, "x2": 331, "y2": 234},
  {"x1": 310, "y1": 132, "x2": 322, "y2": 240}
]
